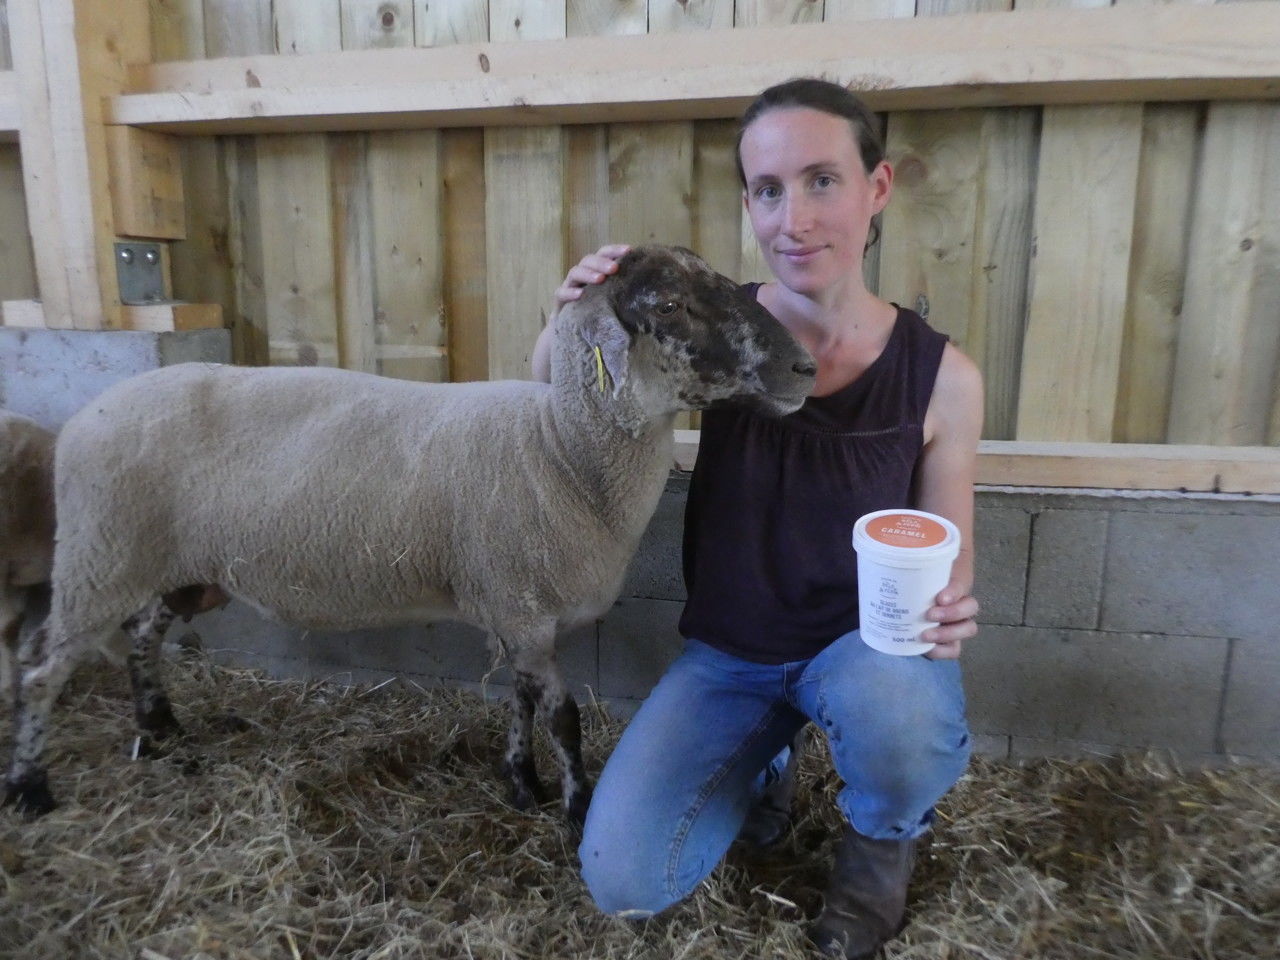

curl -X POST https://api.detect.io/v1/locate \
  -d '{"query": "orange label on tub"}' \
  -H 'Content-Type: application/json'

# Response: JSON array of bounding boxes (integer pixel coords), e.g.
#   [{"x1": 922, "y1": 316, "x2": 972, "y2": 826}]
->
[{"x1": 867, "y1": 513, "x2": 948, "y2": 548}]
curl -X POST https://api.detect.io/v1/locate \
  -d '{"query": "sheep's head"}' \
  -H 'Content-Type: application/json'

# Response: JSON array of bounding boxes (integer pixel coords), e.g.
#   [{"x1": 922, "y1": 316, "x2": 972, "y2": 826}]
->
[{"x1": 572, "y1": 245, "x2": 816, "y2": 418}]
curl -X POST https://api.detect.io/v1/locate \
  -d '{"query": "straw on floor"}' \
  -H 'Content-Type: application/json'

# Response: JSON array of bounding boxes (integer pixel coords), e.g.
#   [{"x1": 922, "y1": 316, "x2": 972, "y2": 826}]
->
[{"x1": 1, "y1": 648, "x2": 1276, "y2": 960}]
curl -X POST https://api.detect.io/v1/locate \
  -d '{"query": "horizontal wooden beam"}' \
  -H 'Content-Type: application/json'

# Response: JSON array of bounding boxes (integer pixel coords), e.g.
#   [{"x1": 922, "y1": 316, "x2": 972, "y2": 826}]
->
[
  {"x1": 109, "y1": 5, "x2": 1280, "y2": 135},
  {"x1": 673, "y1": 432, "x2": 1280, "y2": 495},
  {"x1": 0, "y1": 71, "x2": 18, "y2": 141}
]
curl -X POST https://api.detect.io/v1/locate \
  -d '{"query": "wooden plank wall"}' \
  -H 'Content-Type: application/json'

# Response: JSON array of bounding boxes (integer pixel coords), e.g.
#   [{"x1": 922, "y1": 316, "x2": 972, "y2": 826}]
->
[
  {"x1": 0, "y1": 0, "x2": 39, "y2": 305},
  {"x1": 144, "y1": 1, "x2": 1280, "y2": 449}
]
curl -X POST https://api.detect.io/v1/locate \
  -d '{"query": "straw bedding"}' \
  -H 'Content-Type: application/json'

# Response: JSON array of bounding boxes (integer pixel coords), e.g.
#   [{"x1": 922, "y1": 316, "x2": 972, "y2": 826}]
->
[{"x1": 1, "y1": 648, "x2": 1276, "y2": 960}]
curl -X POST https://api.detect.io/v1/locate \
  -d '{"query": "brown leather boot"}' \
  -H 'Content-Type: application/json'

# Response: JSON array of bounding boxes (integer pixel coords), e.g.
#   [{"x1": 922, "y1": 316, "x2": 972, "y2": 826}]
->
[{"x1": 811, "y1": 826, "x2": 916, "y2": 959}]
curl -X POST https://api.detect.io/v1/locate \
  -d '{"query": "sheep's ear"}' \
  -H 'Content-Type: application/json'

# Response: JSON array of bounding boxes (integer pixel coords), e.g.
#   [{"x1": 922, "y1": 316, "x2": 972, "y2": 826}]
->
[{"x1": 579, "y1": 309, "x2": 630, "y2": 395}]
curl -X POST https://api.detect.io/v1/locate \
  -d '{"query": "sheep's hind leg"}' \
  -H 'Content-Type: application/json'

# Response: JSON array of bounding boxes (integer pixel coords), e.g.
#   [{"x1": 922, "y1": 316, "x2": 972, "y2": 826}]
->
[
  {"x1": 123, "y1": 598, "x2": 184, "y2": 745},
  {"x1": 4, "y1": 622, "x2": 92, "y2": 816}
]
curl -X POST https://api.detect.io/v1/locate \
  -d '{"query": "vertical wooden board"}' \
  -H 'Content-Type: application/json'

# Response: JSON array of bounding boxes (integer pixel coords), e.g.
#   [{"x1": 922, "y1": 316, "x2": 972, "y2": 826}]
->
[
  {"x1": 0, "y1": 143, "x2": 36, "y2": 301},
  {"x1": 484, "y1": 126, "x2": 563, "y2": 380},
  {"x1": 340, "y1": 0, "x2": 414, "y2": 48},
  {"x1": 569, "y1": 0, "x2": 645, "y2": 36},
  {"x1": 489, "y1": 0, "x2": 565, "y2": 41},
  {"x1": 415, "y1": 0, "x2": 488, "y2": 45},
  {"x1": 150, "y1": 0, "x2": 204, "y2": 61},
  {"x1": 1016, "y1": 104, "x2": 1144, "y2": 442},
  {"x1": 226, "y1": 136, "x2": 268, "y2": 364},
  {"x1": 879, "y1": 110, "x2": 983, "y2": 345},
  {"x1": 421, "y1": 4, "x2": 487, "y2": 382},
  {"x1": 442, "y1": 128, "x2": 487, "y2": 381},
  {"x1": 907, "y1": 1, "x2": 1024, "y2": 435},
  {"x1": 1112, "y1": 102, "x2": 1200, "y2": 443},
  {"x1": 202, "y1": 0, "x2": 274, "y2": 57},
  {"x1": 968, "y1": 108, "x2": 1037, "y2": 440},
  {"x1": 330, "y1": 132, "x2": 377, "y2": 373},
  {"x1": 824, "y1": 0, "x2": 915, "y2": 18},
  {"x1": 608, "y1": 124, "x2": 693, "y2": 249},
  {"x1": 1169, "y1": 103, "x2": 1280, "y2": 446},
  {"x1": 256, "y1": 135, "x2": 340, "y2": 367},
  {"x1": 368, "y1": 130, "x2": 446, "y2": 382},
  {"x1": 273, "y1": 0, "x2": 342, "y2": 54},
  {"x1": 565, "y1": 124, "x2": 610, "y2": 260},
  {"x1": 692, "y1": 119, "x2": 742, "y2": 280},
  {"x1": 486, "y1": 2, "x2": 565, "y2": 380},
  {"x1": 734, "y1": 0, "x2": 824, "y2": 26},
  {"x1": 170, "y1": 138, "x2": 235, "y2": 328},
  {"x1": 648, "y1": 0, "x2": 732, "y2": 31}
]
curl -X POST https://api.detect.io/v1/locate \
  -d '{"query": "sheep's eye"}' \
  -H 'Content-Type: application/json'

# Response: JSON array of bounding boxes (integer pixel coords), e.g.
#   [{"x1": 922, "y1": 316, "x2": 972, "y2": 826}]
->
[{"x1": 655, "y1": 301, "x2": 679, "y2": 316}]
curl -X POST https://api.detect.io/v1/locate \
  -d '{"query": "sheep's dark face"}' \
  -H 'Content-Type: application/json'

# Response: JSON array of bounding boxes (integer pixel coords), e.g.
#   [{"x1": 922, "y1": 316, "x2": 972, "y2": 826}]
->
[{"x1": 607, "y1": 246, "x2": 816, "y2": 416}]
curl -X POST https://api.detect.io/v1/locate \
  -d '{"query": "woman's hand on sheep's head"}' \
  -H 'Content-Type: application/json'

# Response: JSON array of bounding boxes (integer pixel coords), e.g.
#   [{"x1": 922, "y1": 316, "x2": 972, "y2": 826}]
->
[{"x1": 554, "y1": 244, "x2": 632, "y2": 318}]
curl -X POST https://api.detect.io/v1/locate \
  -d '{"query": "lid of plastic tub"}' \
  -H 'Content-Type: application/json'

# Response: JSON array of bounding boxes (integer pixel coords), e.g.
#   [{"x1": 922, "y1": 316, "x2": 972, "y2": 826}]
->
[{"x1": 852, "y1": 509, "x2": 960, "y2": 562}]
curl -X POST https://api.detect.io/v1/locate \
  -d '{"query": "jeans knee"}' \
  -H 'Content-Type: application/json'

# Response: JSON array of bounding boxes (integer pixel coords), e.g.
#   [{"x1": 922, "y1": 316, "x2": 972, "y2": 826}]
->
[{"x1": 579, "y1": 831, "x2": 678, "y2": 918}]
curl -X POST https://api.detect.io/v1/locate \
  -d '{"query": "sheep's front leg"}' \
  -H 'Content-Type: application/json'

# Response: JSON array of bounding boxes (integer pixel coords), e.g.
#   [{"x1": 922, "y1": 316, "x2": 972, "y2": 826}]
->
[
  {"x1": 122, "y1": 598, "x2": 183, "y2": 742},
  {"x1": 502, "y1": 673, "x2": 545, "y2": 812},
  {"x1": 505, "y1": 641, "x2": 591, "y2": 827}
]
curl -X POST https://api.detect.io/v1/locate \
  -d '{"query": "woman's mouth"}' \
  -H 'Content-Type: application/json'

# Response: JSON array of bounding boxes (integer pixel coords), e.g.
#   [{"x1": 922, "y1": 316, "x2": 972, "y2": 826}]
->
[{"x1": 777, "y1": 246, "x2": 824, "y2": 264}]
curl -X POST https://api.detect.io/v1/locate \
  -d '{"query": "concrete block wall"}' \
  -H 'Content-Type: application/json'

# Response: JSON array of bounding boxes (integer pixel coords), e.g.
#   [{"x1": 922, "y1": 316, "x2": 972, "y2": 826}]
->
[{"x1": 188, "y1": 477, "x2": 1278, "y2": 767}]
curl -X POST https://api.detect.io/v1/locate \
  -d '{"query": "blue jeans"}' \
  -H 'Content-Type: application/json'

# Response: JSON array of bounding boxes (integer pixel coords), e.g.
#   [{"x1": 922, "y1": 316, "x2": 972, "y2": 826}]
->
[{"x1": 578, "y1": 630, "x2": 970, "y2": 916}]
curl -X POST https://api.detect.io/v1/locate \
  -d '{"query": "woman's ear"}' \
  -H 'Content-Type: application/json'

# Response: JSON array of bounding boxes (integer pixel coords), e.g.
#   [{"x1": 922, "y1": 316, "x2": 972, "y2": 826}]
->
[{"x1": 870, "y1": 159, "x2": 894, "y2": 216}]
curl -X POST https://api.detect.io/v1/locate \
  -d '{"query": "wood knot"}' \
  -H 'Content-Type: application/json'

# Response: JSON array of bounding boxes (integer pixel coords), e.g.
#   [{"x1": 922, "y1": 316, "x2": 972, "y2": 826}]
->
[
  {"x1": 478, "y1": 53, "x2": 491, "y2": 73},
  {"x1": 380, "y1": 6, "x2": 396, "y2": 30}
]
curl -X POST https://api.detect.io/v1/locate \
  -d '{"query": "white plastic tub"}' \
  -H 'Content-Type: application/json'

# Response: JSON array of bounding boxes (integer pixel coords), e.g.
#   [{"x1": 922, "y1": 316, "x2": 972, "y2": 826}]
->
[{"x1": 852, "y1": 509, "x2": 961, "y2": 656}]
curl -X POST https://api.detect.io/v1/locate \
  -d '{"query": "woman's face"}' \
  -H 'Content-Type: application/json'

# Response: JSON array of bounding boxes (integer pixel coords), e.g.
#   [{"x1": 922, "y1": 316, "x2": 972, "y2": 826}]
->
[{"x1": 739, "y1": 107, "x2": 892, "y2": 299}]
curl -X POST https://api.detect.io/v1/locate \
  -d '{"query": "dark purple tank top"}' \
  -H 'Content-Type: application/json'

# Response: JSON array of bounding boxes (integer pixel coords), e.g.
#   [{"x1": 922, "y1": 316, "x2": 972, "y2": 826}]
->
[{"x1": 679, "y1": 293, "x2": 948, "y2": 664}]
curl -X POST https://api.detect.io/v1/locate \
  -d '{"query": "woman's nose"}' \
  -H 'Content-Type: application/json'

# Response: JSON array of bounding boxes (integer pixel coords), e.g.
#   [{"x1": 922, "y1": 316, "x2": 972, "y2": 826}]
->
[{"x1": 782, "y1": 194, "x2": 813, "y2": 235}]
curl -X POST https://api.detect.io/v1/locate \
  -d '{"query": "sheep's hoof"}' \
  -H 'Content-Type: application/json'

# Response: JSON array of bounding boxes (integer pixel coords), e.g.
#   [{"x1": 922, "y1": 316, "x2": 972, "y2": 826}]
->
[
  {"x1": 2, "y1": 772, "x2": 57, "y2": 818},
  {"x1": 501, "y1": 759, "x2": 547, "y2": 812},
  {"x1": 136, "y1": 699, "x2": 184, "y2": 740}
]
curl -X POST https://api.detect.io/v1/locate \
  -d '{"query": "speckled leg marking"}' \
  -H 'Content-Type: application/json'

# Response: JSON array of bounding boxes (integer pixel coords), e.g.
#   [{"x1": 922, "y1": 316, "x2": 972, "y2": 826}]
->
[
  {"x1": 4, "y1": 623, "x2": 90, "y2": 816},
  {"x1": 504, "y1": 638, "x2": 591, "y2": 826},
  {"x1": 503, "y1": 674, "x2": 544, "y2": 811},
  {"x1": 543, "y1": 681, "x2": 590, "y2": 828},
  {"x1": 0, "y1": 588, "x2": 20, "y2": 709},
  {"x1": 122, "y1": 599, "x2": 182, "y2": 740}
]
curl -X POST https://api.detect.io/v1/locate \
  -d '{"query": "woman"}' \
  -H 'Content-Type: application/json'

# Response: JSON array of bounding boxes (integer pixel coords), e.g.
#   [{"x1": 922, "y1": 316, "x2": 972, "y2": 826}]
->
[{"x1": 532, "y1": 78, "x2": 982, "y2": 959}]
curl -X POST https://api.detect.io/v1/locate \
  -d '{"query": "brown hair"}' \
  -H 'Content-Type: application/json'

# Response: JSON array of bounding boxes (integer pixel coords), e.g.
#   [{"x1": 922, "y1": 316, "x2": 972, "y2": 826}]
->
[{"x1": 734, "y1": 77, "x2": 885, "y2": 187}]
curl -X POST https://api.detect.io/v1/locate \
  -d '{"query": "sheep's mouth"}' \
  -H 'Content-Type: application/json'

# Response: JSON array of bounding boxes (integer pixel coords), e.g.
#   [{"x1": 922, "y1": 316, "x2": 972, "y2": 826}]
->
[{"x1": 733, "y1": 386, "x2": 809, "y2": 418}]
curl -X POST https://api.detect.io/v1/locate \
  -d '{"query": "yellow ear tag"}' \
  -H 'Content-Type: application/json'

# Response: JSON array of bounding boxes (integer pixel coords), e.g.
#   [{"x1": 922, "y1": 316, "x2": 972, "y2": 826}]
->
[{"x1": 593, "y1": 345, "x2": 606, "y2": 394}]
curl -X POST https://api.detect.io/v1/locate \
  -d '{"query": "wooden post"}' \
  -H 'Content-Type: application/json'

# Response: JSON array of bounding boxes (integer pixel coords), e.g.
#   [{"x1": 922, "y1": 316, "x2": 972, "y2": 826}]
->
[{"x1": 4, "y1": 0, "x2": 220, "y2": 332}]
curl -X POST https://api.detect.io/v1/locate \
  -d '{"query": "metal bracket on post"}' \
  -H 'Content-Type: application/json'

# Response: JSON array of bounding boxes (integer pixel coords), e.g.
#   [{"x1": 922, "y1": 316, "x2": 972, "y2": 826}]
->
[{"x1": 114, "y1": 242, "x2": 165, "y2": 304}]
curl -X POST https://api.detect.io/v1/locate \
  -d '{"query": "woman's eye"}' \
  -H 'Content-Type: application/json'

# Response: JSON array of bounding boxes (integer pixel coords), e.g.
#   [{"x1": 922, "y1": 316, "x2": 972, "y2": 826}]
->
[
  {"x1": 656, "y1": 301, "x2": 679, "y2": 316},
  {"x1": 757, "y1": 184, "x2": 781, "y2": 201},
  {"x1": 814, "y1": 174, "x2": 835, "y2": 189}
]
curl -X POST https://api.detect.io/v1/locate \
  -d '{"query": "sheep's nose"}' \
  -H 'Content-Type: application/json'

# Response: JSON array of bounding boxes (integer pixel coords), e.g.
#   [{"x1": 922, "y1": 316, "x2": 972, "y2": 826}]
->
[{"x1": 793, "y1": 359, "x2": 817, "y2": 377}]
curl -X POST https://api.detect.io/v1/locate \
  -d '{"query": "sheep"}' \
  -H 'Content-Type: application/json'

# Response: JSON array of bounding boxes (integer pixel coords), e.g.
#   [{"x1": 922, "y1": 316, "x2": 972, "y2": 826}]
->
[
  {"x1": 0, "y1": 411, "x2": 56, "y2": 707},
  {"x1": 4, "y1": 245, "x2": 817, "y2": 821}
]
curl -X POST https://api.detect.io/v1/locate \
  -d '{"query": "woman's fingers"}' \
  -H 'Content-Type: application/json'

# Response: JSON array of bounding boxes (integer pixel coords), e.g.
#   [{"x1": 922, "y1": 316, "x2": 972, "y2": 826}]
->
[{"x1": 555, "y1": 245, "x2": 632, "y2": 309}]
